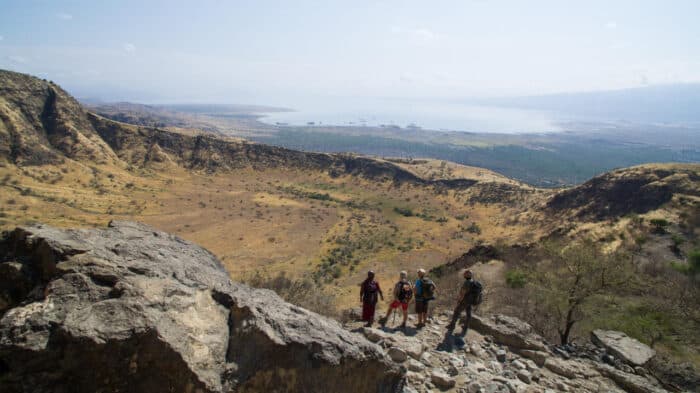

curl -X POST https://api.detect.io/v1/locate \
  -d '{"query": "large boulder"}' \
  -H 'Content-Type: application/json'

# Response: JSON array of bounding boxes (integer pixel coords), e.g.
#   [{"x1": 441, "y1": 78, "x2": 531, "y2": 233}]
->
[
  {"x1": 596, "y1": 364, "x2": 667, "y2": 393},
  {"x1": 470, "y1": 314, "x2": 548, "y2": 352},
  {"x1": 591, "y1": 330, "x2": 656, "y2": 366},
  {"x1": 0, "y1": 221, "x2": 403, "y2": 393}
]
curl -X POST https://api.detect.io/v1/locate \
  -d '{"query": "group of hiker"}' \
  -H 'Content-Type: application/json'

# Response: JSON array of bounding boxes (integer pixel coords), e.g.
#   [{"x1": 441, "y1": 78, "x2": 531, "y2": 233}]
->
[{"x1": 360, "y1": 268, "x2": 483, "y2": 336}]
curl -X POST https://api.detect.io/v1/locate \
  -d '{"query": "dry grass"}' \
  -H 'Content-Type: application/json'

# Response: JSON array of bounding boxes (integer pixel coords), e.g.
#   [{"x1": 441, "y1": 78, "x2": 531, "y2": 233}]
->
[{"x1": 0, "y1": 158, "x2": 540, "y2": 312}]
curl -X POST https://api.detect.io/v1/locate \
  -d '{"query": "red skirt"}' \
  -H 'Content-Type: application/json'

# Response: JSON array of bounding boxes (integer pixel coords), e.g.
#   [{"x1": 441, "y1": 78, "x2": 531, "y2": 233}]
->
[{"x1": 362, "y1": 301, "x2": 376, "y2": 321}]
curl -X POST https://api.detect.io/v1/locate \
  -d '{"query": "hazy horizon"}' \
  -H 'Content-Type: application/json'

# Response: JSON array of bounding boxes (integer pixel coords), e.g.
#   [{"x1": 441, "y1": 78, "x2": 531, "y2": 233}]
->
[{"x1": 2, "y1": 1, "x2": 699, "y2": 105}]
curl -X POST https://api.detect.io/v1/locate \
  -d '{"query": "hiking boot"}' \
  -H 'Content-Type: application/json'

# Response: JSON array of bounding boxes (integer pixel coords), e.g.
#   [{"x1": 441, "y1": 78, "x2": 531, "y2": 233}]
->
[
  {"x1": 378, "y1": 317, "x2": 387, "y2": 327},
  {"x1": 399, "y1": 322, "x2": 406, "y2": 330}
]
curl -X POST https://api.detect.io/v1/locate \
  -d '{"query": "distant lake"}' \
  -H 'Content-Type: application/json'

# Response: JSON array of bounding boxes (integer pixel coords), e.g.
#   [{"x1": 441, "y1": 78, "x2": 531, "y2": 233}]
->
[{"x1": 258, "y1": 98, "x2": 561, "y2": 134}]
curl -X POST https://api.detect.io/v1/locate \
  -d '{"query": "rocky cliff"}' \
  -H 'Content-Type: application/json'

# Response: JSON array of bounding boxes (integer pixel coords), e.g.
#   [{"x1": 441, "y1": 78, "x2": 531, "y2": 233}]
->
[
  {"x1": 0, "y1": 221, "x2": 403, "y2": 392},
  {"x1": 0, "y1": 70, "x2": 117, "y2": 166}
]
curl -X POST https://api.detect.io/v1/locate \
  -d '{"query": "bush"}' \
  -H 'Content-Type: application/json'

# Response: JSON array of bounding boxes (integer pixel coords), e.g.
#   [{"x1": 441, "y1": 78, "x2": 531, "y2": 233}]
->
[
  {"x1": 671, "y1": 250, "x2": 700, "y2": 279},
  {"x1": 650, "y1": 218, "x2": 670, "y2": 234},
  {"x1": 466, "y1": 222, "x2": 482, "y2": 235},
  {"x1": 394, "y1": 206, "x2": 414, "y2": 217},
  {"x1": 671, "y1": 234, "x2": 685, "y2": 254},
  {"x1": 505, "y1": 269, "x2": 527, "y2": 288}
]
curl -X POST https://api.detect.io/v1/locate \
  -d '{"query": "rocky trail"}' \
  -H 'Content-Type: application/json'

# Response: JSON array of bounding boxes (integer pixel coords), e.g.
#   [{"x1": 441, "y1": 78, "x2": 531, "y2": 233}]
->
[
  {"x1": 346, "y1": 313, "x2": 672, "y2": 393},
  {"x1": 0, "y1": 221, "x2": 687, "y2": 392}
]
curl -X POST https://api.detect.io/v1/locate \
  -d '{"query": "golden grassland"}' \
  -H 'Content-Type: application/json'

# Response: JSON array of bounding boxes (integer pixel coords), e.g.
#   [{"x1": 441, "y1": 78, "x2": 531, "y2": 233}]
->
[{"x1": 0, "y1": 158, "x2": 541, "y2": 308}]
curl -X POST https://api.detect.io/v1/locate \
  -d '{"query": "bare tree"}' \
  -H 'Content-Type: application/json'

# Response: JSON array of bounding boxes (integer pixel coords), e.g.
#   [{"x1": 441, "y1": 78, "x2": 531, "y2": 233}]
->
[{"x1": 533, "y1": 240, "x2": 632, "y2": 344}]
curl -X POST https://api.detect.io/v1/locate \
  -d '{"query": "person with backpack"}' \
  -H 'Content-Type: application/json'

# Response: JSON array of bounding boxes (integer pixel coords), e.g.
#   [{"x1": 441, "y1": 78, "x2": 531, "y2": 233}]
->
[
  {"x1": 360, "y1": 270, "x2": 384, "y2": 327},
  {"x1": 414, "y1": 268, "x2": 436, "y2": 328},
  {"x1": 379, "y1": 271, "x2": 413, "y2": 329},
  {"x1": 447, "y1": 269, "x2": 483, "y2": 337}
]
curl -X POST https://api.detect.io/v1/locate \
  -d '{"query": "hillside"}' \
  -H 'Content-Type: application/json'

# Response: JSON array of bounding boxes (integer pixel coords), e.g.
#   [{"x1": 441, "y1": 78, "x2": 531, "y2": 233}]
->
[
  {"x1": 0, "y1": 70, "x2": 538, "y2": 305},
  {"x1": 1, "y1": 70, "x2": 699, "y2": 378},
  {"x1": 0, "y1": 70, "x2": 118, "y2": 166}
]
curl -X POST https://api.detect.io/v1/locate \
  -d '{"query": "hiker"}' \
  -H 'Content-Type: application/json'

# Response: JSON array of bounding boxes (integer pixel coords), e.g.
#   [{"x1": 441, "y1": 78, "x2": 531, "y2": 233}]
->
[
  {"x1": 414, "y1": 268, "x2": 436, "y2": 328},
  {"x1": 360, "y1": 270, "x2": 384, "y2": 327},
  {"x1": 379, "y1": 271, "x2": 413, "y2": 329},
  {"x1": 447, "y1": 269, "x2": 482, "y2": 336}
]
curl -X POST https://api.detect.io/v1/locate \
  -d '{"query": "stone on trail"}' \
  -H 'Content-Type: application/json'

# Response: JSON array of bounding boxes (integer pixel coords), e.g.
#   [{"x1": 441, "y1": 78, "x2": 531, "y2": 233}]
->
[
  {"x1": 407, "y1": 358, "x2": 425, "y2": 372},
  {"x1": 388, "y1": 347, "x2": 408, "y2": 363},
  {"x1": 0, "y1": 222, "x2": 404, "y2": 393},
  {"x1": 518, "y1": 349, "x2": 549, "y2": 367},
  {"x1": 591, "y1": 329, "x2": 656, "y2": 366},
  {"x1": 361, "y1": 326, "x2": 424, "y2": 360},
  {"x1": 496, "y1": 349, "x2": 507, "y2": 362},
  {"x1": 471, "y1": 314, "x2": 548, "y2": 352},
  {"x1": 430, "y1": 370, "x2": 457, "y2": 389},
  {"x1": 516, "y1": 369, "x2": 531, "y2": 384},
  {"x1": 596, "y1": 364, "x2": 667, "y2": 393}
]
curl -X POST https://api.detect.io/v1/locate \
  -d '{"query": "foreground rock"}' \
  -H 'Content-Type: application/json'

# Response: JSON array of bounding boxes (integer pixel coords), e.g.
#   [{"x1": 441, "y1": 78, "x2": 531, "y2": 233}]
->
[
  {"x1": 591, "y1": 329, "x2": 656, "y2": 366},
  {"x1": 346, "y1": 312, "x2": 671, "y2": 393},
  {"x1": 0, "y1": 221, "x2": 403, "y2": 393},
  {"x1": 470, "y1": 314, "x2": 548, "y2": 351}
]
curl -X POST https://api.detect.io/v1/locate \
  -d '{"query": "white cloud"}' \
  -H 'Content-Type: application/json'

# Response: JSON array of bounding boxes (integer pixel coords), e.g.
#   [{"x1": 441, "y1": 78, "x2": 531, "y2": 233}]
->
[
  {"x1": 123, "y1": 43, "x2": 136, "y2": 53},
  {"x1": 56, "y1": 12, "x2": 73, "y2": 20},
  {"x1": 391, "y1": 27, "x2": 446, "y2": 44},
  {"x1": 605, "y1": 21, "x2": 618, "y2": 29},
  {"x1": 7, "y1": 55, "x2": 28, "y2": 64}
]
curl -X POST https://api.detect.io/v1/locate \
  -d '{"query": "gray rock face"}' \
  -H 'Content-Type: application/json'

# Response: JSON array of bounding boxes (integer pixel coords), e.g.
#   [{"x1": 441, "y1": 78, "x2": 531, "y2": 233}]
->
[
  {"x1": 0, "y1": 221, "x2": 403, "y2": 393},
  {"x1": 591, "y1": 329, "x2": 656, "y2": 366},
  {"x1": 596, "y1": 364, "x2": 667, "y2": 393},
  {"x1": 471, "y1": 314, "x2": 548, "y2": 352}
]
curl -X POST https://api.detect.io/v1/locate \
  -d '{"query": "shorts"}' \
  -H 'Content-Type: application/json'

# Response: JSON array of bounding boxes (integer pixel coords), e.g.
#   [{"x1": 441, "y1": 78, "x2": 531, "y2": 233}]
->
[
  {"x1": 415, "y1": 299, "x2": 429, "y2": 314},
  {"x1": 389, "y1": 300, "x2": 409, "y2": 311}
]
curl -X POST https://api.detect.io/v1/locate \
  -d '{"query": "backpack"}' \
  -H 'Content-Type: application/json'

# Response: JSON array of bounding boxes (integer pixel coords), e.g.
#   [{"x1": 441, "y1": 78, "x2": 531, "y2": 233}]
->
[
  {"x1": 396, "y1": 282, "x2": 413, "y2": 302},
  {"x1": 470, "y1": 280, "x2": 483, "y2": 305},
  {"x1": 421, "y1": 278, "x2": 436, "y2": 300}
]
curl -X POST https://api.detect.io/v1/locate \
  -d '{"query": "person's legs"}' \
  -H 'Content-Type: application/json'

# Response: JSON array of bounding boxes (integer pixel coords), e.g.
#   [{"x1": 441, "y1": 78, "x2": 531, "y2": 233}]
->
[
  {"x1": 460, "y1": 305, "x2": 472, "y2": 335},
  {"x1": 447, "y1": 301, "x2": 466, "y2": 330},
  {"x1": 415, "y1": 300, "x2": 426, "y2": 326},
  {"x1": 400, "y1": 303, "x2": 408, "y2": 326},
  {"x1": 383, "y1": 301, "x2": 397, "y2": 320},
  {"x1": 365, "y1": 302, "x2": 376, "y2": 326}
]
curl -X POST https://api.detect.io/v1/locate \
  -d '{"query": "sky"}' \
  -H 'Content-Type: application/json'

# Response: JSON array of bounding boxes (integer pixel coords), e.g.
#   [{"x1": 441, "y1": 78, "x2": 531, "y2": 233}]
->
[{"x1": 1, "y1": 0, "x2": 699, "y2": 106}]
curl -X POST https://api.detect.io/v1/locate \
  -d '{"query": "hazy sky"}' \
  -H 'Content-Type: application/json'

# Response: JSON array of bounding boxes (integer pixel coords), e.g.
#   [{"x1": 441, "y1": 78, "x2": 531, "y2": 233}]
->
[{"x1": 1, "y1": 0, "x2": 699, "y2": 105}]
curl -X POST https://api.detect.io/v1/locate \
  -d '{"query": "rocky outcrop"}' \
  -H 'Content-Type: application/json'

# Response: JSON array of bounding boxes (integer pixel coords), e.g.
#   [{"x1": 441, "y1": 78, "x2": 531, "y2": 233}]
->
[
  {"x1": 0, "y1": 69, "x2": 117, "y2": 165},
  {"x1": 545, "y1": 165, "x2": 700, "y2": 221},
  {"x1": 345, "y1": 312, "x2": 670, "y2": 393},
  {"x1": 592, "y1": 329, "x2": 656, "y2": 367},
  {"x1": 470, "y1": 314, "x2": 548, "y2": 352},
  {"x1": 0, "y1": 221, "x2": 403, "y2": 393}
]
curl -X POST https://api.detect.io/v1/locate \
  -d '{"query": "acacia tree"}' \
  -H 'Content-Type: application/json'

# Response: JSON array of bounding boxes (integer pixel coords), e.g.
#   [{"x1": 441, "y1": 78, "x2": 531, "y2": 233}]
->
[{"x1": 534, "y1": 240, "x2": 632, "y2": 345}]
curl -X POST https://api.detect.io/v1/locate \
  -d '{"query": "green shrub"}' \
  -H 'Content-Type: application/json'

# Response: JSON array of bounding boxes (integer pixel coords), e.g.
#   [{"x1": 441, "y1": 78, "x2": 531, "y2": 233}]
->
[
  {"x1": 393, "y1": 206, "x2": 414, "y2": 217},
  {"x1": 649, "y1": 218, "x2": 670, "y2": 234},
  {"x1": 672, "y1": 250, "x2": 700, "y2": 278},
  {"x1": 505, "y1": 269, "x2": 527, "y2": 288}
]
